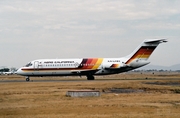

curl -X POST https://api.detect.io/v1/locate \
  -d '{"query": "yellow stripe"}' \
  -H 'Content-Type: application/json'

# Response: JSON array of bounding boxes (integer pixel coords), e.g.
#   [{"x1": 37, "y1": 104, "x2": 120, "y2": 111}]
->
[
  {"x1": 136, "y1": 55, "x2": 151, "y2": 58},
  {"x1": 92, "y1": 58, "x2": 103, "y2": 69}
]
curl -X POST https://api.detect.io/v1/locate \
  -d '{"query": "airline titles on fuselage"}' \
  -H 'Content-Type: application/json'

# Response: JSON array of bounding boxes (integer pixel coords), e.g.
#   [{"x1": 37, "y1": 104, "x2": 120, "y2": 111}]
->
[
  {"x1": 43, "y1": 60, "x2": 121, "y2": 64},
  {"x1": 44, "y1": 61, "x2": 75, "y2": 64},
  {"x1": 42, "y1": 61, "x2": 77, "y2": 67}
]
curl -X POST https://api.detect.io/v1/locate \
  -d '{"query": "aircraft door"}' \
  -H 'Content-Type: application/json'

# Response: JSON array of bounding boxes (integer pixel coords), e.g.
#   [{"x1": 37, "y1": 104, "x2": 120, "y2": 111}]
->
[
  {"x1": 34, "y1": 61, "x2": 39, "y2": 70},
  {"x1": 74, "y1": 62, "x2": 79, "y2": 68}
]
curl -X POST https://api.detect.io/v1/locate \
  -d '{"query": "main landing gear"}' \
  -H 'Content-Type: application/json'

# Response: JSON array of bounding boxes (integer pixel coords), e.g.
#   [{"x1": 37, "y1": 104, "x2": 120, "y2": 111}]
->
[
  {"x1": 86, "y1": 74, "x2": 95, "y2": 80},
  {"x1": 26, "y1": 76, "x2": 30, "y2": 81}
]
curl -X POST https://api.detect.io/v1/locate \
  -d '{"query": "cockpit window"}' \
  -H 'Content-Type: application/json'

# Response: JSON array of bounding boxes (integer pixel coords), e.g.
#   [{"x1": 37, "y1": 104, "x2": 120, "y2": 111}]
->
[{"x1": 25, "y1": 62, "x2": 33, "y2": 67}]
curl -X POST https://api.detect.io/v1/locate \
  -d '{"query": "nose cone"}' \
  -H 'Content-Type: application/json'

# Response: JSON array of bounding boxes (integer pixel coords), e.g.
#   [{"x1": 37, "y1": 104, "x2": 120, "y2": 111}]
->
[{"x1": 17, "y1": 68, "x2": 23, "y2": 75}]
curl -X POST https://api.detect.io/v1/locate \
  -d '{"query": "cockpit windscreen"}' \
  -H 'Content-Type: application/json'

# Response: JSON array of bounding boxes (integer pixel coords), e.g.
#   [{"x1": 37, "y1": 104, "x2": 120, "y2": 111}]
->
[{"x1": 25, "y1": 62, "x2": 33, "y2": 67}]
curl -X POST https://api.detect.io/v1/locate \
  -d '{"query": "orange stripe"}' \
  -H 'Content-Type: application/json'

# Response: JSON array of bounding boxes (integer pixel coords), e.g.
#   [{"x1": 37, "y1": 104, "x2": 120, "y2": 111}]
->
[
  {"x1": 88, "y1": 58, "x2": 98, "y2": 69},
  {"x1": 111, "y1": 64, "x2": 119, "y2": 68}
]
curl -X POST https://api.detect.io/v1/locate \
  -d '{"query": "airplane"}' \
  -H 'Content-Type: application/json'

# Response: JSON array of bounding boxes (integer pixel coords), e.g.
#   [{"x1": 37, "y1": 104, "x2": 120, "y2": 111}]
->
[
  {"x1": 17, "y1": 39, "x2": 167, "y2": 81},
  {"x1": 3, "y1": 71, "x2": 13, "y2": 75}
]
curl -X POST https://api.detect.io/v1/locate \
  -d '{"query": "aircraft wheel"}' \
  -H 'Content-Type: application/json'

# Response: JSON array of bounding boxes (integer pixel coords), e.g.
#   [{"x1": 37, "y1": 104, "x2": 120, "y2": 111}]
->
[
  {"x1": 87, "y1": 75, "x2": 95, "y2": 80},
  {"x1": 26, "y1": 77, "x2": 30, "y2": 81}
]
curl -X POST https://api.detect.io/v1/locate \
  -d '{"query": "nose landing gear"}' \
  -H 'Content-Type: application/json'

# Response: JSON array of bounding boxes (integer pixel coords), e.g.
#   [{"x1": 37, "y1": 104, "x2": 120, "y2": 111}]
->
[{"x1": 26, "y1": 76, "x2": 30, "y2": 81}]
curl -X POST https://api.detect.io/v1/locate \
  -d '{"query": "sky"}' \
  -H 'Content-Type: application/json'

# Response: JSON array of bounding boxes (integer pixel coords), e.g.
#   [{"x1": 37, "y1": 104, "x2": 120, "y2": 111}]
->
[{"x1": 0, "y1": 0, "x2": 180, "y2": 68}]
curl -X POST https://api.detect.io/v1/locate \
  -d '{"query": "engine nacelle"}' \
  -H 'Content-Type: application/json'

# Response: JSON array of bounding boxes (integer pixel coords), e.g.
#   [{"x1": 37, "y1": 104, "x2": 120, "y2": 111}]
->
[{"x1": 128, "y1": 59, "x2": 150, "y2": 68}]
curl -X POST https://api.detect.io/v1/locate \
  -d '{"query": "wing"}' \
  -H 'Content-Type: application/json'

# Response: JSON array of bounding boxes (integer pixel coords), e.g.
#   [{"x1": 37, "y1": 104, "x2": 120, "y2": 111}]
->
[{"x1": 71, "y1": 69, "x2": 99, "y2": 75}]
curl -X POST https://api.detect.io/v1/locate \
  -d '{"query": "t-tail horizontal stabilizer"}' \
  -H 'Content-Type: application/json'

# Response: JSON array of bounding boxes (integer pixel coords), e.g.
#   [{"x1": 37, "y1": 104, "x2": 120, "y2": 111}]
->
[{"x1": 144, "y1": 39, "x2": 168, "y2": 43}]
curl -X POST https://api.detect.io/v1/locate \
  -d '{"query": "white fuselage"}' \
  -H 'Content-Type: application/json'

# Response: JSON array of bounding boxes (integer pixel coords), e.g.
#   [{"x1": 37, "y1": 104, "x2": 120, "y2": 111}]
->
[
  {"x1": 17, "y1": 58, "x2": 138, "y2": 76},
  {"x1": 17, "y1": 57, "x2": 149, "y2": 77}
]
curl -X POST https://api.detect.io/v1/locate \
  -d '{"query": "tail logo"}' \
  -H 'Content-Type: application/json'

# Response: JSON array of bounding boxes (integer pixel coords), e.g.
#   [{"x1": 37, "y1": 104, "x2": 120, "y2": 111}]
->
[{"x1": 125, "y1": 46, "x2": 156, "y2": 64}]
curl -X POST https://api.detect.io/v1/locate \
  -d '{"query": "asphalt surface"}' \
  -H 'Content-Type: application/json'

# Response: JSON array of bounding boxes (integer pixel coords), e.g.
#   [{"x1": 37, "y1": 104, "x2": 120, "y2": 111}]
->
[
  {"x1": 0, "y1": 78, "x2": 132, "y2": 83},
  {"x1": 0, "y1": 79, "x2": 90, "y2": 83},
  {"x1": 0, "y1": 78, "x2": 180, "y2": 83}
]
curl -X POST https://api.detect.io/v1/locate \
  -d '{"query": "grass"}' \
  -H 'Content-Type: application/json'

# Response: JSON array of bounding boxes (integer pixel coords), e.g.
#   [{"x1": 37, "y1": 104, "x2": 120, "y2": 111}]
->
[{"x1": 0, "y1": 72, "x2": 180, "y2": 118}]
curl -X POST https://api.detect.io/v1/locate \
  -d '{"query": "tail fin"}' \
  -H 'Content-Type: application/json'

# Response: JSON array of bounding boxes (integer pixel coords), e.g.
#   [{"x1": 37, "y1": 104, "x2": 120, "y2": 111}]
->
[{"x1": 125, "y1": 39, "x2": 167, "y2": 65}]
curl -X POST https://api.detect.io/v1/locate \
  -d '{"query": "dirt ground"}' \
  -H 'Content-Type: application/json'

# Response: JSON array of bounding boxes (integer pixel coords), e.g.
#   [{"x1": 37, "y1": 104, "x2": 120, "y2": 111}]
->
[{"x1": 0, "y1": 72, "x2": 180, "y2": 118}]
